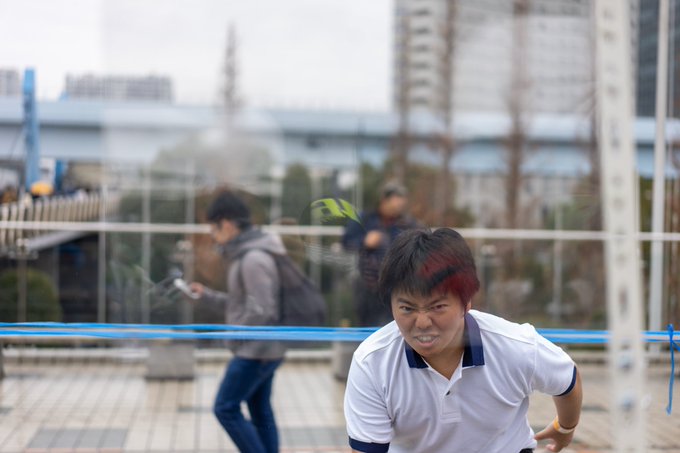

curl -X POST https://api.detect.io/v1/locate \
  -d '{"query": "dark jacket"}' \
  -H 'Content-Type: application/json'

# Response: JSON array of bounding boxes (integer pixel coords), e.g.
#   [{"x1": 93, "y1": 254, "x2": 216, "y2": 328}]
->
[
  {"x1": 201, "y1": 227, "x2": 287, "y2": 360},
  {"x1": 342, "y1": 210, "x2": 419, "y2": 288}
]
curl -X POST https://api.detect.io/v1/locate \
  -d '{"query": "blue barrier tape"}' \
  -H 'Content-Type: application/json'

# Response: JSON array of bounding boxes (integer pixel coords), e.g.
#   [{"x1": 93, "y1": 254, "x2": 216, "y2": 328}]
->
[
  {"x1": 0, "y1": 329, "x2": 372, "y2": 341},
  {"x1": 0, "y1": 323, "x2": 678, "y2": 344},
  {"x1": 0, "y1": 322, "x2": 377, "y2": 333},
  {"x1": 2, "y1": 322, "x2": 679, "y2": 414}
]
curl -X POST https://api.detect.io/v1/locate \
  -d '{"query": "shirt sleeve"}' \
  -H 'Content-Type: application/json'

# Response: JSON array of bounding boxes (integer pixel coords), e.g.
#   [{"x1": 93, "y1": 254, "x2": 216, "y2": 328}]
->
[
  {"x1": 530, "y1": 329, "x2": 577, "y2": 396},
  {"x1": 342, "y1": 215, "x2": 368, "y2": 251},
  {"x1": 200, "y1": 286, "x2": 230, "y2": 307},
  {"x1": 344, "y1": 355, "x2": 392, "y2": 452}
]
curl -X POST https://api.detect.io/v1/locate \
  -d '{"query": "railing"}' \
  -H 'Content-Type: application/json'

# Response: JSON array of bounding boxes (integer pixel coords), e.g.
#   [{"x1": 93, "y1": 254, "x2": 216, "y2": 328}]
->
[{"x1": 0, "y1": 192, "x2": 119, "y2": 255}]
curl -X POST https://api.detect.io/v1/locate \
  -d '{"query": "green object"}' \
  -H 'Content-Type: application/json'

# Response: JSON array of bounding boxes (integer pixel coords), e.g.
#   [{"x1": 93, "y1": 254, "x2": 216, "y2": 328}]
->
[
  {"x1": 309, "y1": 198, "x2": 361, "y2": 226},
  {"x1": 0, "y1": 269, "x2": 62, "y2": 322}
]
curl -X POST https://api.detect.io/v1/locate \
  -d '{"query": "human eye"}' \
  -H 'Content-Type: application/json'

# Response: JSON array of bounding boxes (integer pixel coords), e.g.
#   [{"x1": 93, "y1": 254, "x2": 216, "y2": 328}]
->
[
  {"x1": 432, "y1": 303, "x2": 449, "y2": 313},
  {"x1": 398, "y1": 305, "x2": 415, "y2": 314}
]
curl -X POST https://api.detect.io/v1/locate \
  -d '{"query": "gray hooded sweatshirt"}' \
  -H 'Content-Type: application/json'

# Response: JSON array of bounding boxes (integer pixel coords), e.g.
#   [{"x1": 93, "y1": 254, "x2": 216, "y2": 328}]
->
[{"x1": 201, "y1": 227, "x2": 287, "y2": 360}]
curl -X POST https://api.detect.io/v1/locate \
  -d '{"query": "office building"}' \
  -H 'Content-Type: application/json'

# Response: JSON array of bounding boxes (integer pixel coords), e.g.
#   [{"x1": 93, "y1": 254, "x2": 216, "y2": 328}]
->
[
  {"x1": 393, "y1": 0, "x2": 638, "y2": 115},
  {"x1": 63, "y1": 74, "x2": 174, "y2": 102},
  {"x1": 0, "y1": 69, "x2": 20, "y2": 98},
  {"x1": 636, "y1": 0, "x2": 680, "y2": 117}
]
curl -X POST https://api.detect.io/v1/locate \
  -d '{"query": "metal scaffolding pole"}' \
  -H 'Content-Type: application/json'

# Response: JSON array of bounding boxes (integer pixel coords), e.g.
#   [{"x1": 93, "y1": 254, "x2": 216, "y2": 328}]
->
[
  {"x1": 594, "y1": 0, "x2": 647, "y2": 451},
  {"x1": 649, "y1": 0, "x2": 669, "y2": 339}
]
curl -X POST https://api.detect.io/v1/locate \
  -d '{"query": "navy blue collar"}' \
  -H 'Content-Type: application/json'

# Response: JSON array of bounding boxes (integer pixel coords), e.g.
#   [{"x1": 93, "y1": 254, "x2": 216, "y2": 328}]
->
[{"x1": 404, "y1": 312, "x2": 485, "y2": 369}]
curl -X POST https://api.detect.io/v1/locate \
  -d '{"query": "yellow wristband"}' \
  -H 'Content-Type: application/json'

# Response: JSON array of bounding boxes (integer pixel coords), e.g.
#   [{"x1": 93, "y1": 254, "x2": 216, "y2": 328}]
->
[{"x1": 552, "y1": 417, "x2": 576, "y2": 434}]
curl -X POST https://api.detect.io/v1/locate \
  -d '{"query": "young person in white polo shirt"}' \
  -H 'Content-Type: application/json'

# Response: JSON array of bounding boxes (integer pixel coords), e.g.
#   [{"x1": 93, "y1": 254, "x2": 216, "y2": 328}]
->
[{"x1": 344, "y1": 228, "x2": 582, "y2": 453}]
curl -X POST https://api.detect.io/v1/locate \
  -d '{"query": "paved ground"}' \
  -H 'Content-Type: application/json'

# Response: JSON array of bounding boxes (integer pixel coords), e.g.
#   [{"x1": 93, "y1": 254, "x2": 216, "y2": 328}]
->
[{"x1": 0, "y1": 347, "x2": 678, "y2": 452}]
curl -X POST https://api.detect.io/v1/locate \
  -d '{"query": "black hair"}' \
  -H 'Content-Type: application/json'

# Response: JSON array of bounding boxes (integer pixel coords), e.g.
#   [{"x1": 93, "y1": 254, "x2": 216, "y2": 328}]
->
[
  {"x1": 378, "y1": 228, "x2": 480, "y2": 307},
  {"x1": 380, "y1": 181, "x2": 407, "y2": 199},
  {"x1": 206, "y1": 191, "x2": 252, "y2": 230}
]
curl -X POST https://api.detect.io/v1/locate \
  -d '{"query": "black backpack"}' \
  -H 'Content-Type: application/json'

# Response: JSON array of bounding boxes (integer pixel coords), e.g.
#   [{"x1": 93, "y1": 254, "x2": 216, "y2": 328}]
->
[{"x1": 236, "y1": 248, "x2": 327, "y2": 327}]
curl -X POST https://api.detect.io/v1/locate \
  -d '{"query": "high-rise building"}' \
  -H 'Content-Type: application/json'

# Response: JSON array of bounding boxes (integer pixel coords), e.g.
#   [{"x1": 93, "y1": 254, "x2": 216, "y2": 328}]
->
[
  {"x1": 636, "y1": 0, "x2": 680, "y2": 118},
  {"x1": 0, "y1": 69, "x2": 20, "y2": 97},
  {"x1": 63, "y1": 74, "x2": 174, "y2": 102},
  {"x1": 393, "y1": 0, "x2": 638, "y2": 116}
]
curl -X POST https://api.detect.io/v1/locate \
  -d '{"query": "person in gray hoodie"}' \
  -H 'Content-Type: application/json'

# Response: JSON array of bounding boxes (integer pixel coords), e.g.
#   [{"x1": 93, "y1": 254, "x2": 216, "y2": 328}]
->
[{"x1": 190, "y1": 191, "x2": 287, "y2": 453}]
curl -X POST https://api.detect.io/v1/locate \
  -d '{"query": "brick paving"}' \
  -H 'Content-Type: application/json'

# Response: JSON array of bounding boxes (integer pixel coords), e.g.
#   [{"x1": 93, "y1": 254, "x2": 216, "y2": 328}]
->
[{"x1": 0, "y1": 348, "x2": 678, "y2": 452}]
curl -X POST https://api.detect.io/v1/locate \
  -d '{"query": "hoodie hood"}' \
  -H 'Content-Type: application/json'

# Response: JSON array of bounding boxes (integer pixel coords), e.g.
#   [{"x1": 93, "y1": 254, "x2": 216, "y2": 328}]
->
[{"x1": 221, "y1": 227, "x2": 287, "y2": 259}]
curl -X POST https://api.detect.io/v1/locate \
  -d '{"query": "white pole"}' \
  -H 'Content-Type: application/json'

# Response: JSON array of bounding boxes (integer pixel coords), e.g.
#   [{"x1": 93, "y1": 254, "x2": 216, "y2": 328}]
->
[
  {"x1": 141, "y1": 166, "x2": 151, "y2": 324},
  {"x1": 649, "y1": 0, "x2": 669, "y2": 337},
  {"x1": 595, "y1": 0, "x2": 647, "y2": 451},
  {"x1": 97, "y1": 185, "x2": 107, "y2": 323},
  {"x1": 183, "y1": 161, "x2": 195, "y2": 325},
  {"x1": 552, "y1": 206, "x2": 563, "y2": 323}
]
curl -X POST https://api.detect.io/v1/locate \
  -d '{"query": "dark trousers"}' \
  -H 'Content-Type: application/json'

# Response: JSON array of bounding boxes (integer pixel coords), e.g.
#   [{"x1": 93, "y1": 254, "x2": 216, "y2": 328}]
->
[{"x1": 213, "y1": 357, "x2": 283, "y2": 453}]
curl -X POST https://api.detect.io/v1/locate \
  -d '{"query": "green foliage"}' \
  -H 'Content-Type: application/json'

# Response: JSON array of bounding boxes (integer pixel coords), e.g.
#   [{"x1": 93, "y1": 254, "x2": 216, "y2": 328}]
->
[
  {"x1": 281, "y1": 163, "x2": 312, "y2": 220},
  {"x1": 539, "y1": 175, "x2": 601, "y2": 231},
  {"x1": 543, "y1": 202, "x2": 589, "y2": 231},
  {"x1": 116, "y1": 192, "x2": 185, "y2": 283},
  {"x1": 0, "y1": 268, "x2": 61, "y2": 322},
  {"x1": 639, "y1": 177, "x2": 653, "y2": 232},
  {"x1": 360, "y1": 162, "x2": 384, "y2": 210}
]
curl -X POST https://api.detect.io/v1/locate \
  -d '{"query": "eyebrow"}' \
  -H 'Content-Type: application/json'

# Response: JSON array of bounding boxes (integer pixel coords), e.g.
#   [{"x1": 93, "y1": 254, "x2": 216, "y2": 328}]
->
[{"x1": 395, "y1": 296, "x2": 446, "y2": 306}]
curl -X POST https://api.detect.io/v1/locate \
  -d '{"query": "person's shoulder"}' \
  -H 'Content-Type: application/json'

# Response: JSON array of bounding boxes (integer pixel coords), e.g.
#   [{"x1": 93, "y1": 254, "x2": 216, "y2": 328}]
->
[
  {"x1": 397, "y1": 214, "x2": 420, "y2": 228},
  {"x1": 241, "y1": 231, "x2": 287, "y2": 259},
  {"x1": 238, "y1": 247, "x2": 277, "y2": 272},
  {"x1": 353, "y1": 322, "x2": 403, "y2": 365},
  {"x1": 359, "y1": 210, "x2": 381, "y2": 224},
  {"x1": 470, "y1": 310, "x2": 537, "y2": 346}
]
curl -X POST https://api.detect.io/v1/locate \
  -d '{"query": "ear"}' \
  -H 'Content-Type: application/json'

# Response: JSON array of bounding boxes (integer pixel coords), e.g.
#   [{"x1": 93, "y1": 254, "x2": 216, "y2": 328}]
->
[{"x1": 464, "y1": 300, "x2": 472, "y2": 313}]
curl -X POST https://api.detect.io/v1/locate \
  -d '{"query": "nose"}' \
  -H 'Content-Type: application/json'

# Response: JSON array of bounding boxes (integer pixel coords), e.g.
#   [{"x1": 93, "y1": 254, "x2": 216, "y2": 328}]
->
[{"x1": 414, "y1": 311, "x2": 433, "y2": 329}]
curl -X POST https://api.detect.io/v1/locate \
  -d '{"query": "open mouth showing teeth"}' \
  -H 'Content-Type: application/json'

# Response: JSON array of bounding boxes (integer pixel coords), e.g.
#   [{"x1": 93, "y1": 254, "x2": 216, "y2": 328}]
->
[{"x1": 415, "y1": 336, "x2": 436, "y2": 343}]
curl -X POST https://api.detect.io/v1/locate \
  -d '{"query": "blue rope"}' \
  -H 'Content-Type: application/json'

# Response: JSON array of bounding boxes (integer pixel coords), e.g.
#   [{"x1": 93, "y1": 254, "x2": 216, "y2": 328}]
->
[
  {"x1": 668, "y1": 324, "x2": 680, "y2": 415},
  {"x1": 0, "y1": 323, "x2": 678, "y2": 344},
  {"x1": 2, "y1": 322, "x2": 680, "y2": 415},
  {"x1": 0, "y1": 322, "x2": 377, "y2": 333}
]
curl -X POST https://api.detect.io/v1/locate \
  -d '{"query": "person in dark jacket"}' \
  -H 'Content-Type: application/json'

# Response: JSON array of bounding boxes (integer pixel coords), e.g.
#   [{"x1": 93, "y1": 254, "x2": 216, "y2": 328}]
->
[
  {"x1": 190, "y1": 191, "x2": 286, "y2": 453},
  {"x1": 342, "y1": 182, "x2": 420, "y2": 327}
]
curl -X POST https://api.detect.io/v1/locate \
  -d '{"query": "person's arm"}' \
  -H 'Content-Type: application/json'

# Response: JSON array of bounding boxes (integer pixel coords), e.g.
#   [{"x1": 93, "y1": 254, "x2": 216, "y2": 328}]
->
[
  {"x1": 344, "y1": 356, "x2": 392, "y2": 453},
  {"x1": 363, "y1": 230, "x2": 384, "y2": 249},
  {"x1": 342, "y1": 217, "x2": 368, "y2": 251},
  {"x1": 534, "y1": 367, "x2": 582, "y2": 452},
  {"x1": 187, "y1": 282, "x2": 230, "y2": 315},
  {"x1": 189, "y1": 282, "x2": 229, "y2": 305}
]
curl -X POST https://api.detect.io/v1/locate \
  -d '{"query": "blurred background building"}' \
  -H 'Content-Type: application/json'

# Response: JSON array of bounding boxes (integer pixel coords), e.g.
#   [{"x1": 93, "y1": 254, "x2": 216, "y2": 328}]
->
[
  {"x1": 62, "y1": 74, "x2": 174, "y2": 103},
  {"x1": 636, "y1": 0, "x2": 680, "y2": 117},
  {"x1": 392, "y1": 0, "x2": 639, "y2": 115},
  {"x1": 0, "y1": 69, "x2": 21, "y2": 98},
  {"x1": 1, "y1": 0, "x2": 679, "y2": 330},
  {"x1": 0, "y1": 98, "x2": 673, "y2": 227}
]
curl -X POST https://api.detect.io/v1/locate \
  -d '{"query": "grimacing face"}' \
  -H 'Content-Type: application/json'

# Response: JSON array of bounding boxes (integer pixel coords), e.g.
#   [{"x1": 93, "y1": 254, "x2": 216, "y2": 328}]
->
[{"x1": 391, "y1": 290, "x2": 470, "y2": 364}]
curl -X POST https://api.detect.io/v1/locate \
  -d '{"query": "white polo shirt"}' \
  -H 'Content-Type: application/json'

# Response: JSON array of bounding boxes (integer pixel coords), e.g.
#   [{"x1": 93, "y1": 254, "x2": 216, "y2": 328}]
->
[{"x1": 344, "y1": 310, "x2": 577, "y2": 453}]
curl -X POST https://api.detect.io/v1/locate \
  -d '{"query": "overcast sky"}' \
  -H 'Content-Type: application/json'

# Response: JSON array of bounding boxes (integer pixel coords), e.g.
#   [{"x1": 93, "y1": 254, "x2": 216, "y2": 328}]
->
[{"x1": 0, "y1": 0, "x2": 392, "y2": 110}]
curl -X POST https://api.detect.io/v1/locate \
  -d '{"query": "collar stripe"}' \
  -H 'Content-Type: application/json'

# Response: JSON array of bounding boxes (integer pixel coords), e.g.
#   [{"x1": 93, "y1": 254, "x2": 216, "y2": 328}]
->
[
  {"x1": 555, "y1": 365, "x2": 577, "y2": 396},
  {"x1": 462, "y1": 313, "x2": 485, "y2": 367},
  {"x1": 349, "y1": 437, "x2": 390, "y2": 453},
  {"x1": 405, "y1": 341, "x2": 428, "y2": 368}
]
